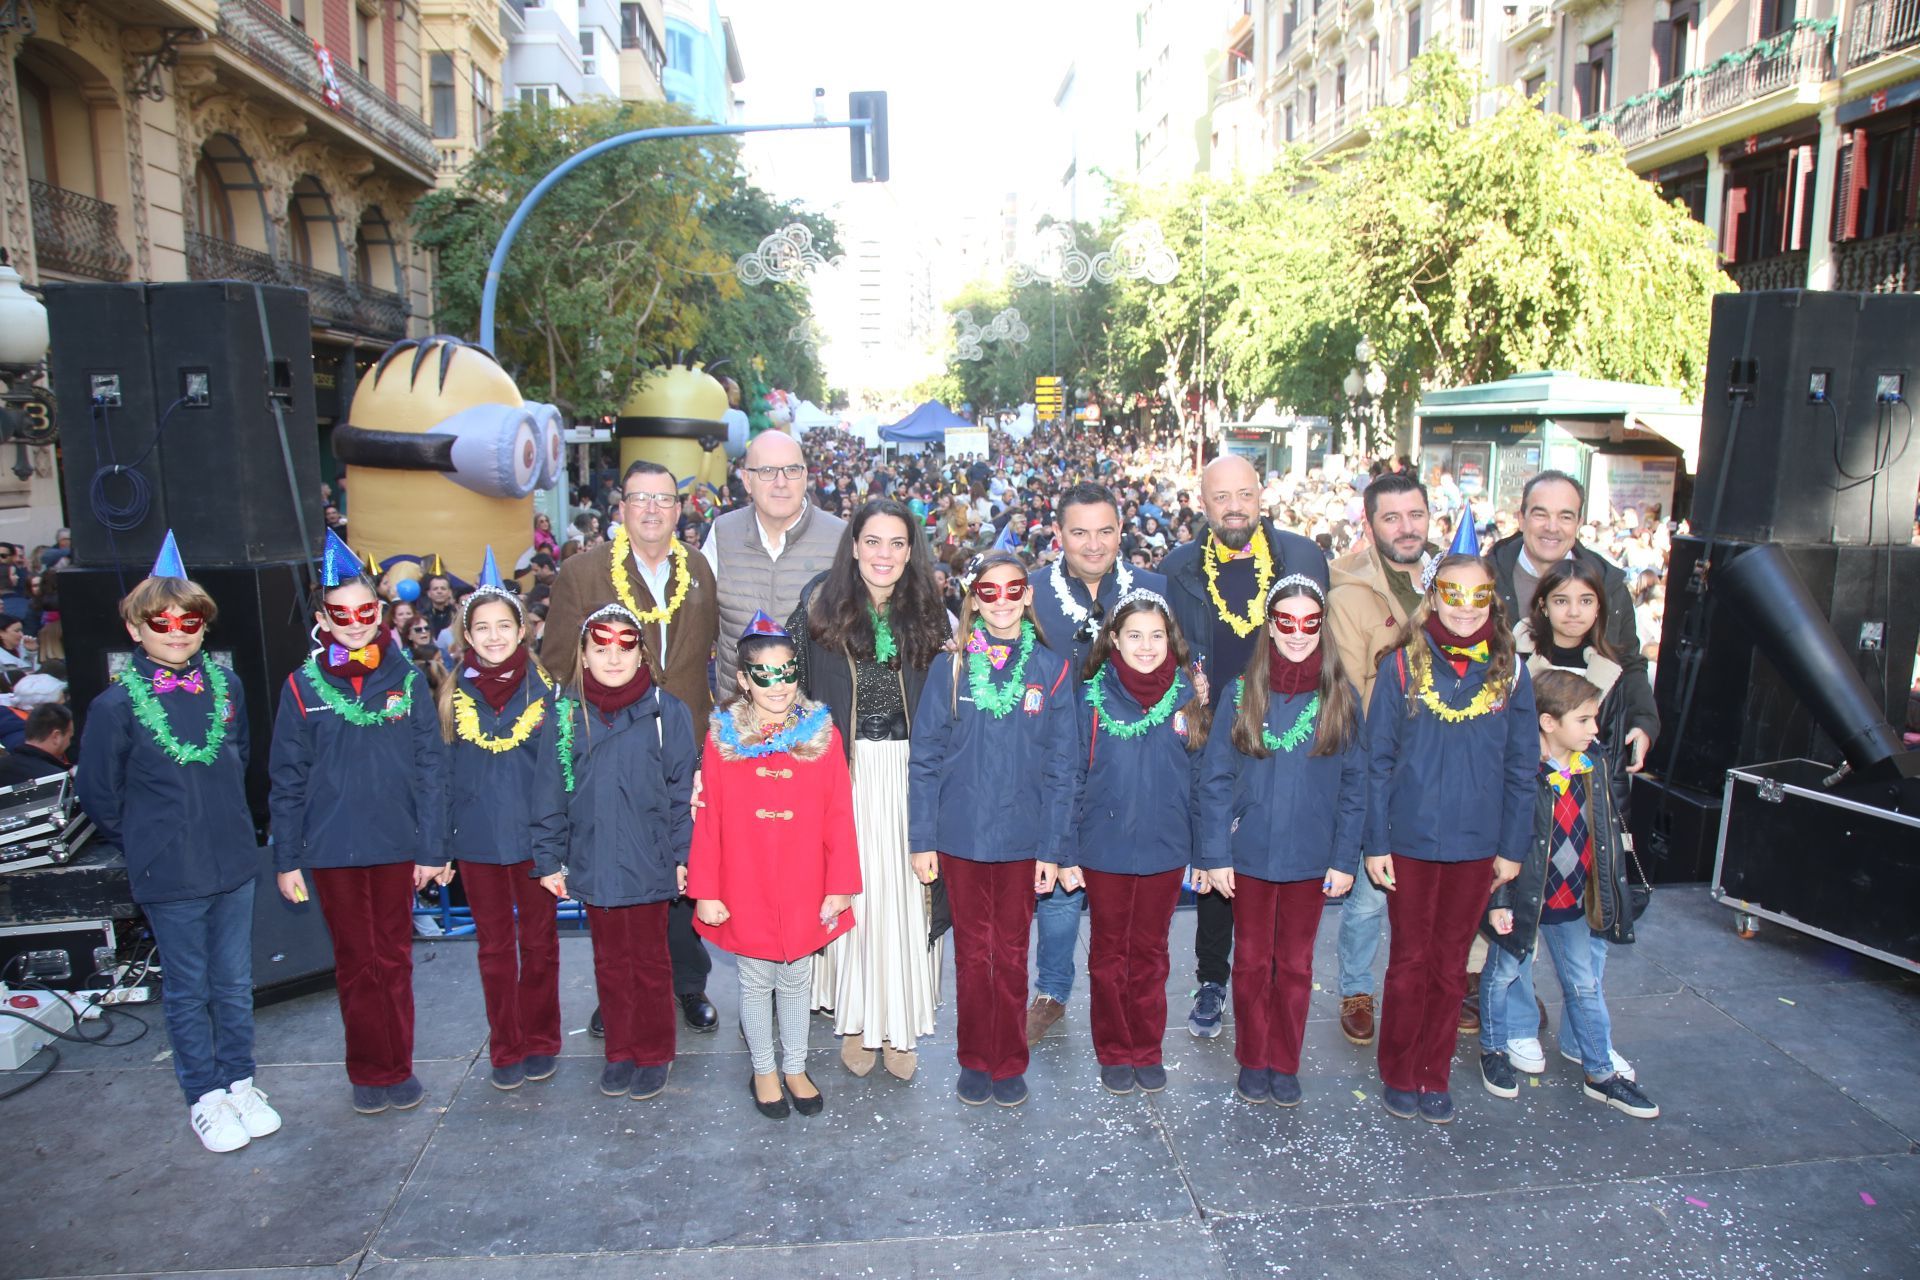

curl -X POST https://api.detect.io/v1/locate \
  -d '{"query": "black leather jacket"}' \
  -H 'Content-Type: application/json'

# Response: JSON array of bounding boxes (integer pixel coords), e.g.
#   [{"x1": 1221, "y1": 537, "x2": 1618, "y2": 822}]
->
[{"x1": 1484, "y1": 744, "x2": 1636, "y2": 957}]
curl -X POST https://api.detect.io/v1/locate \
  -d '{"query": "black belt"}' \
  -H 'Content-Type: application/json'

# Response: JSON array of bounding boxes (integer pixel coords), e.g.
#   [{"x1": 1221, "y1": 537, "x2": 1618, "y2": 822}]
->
[{"x1": 856, "y1": 710, "x2": 908, "y2": 741}]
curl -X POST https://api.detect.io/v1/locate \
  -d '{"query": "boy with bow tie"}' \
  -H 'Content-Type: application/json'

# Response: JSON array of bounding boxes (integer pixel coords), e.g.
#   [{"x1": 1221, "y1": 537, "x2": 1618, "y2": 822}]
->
[{"x1": 78, "y1": 532, "x2": 283, "y2": 1155}]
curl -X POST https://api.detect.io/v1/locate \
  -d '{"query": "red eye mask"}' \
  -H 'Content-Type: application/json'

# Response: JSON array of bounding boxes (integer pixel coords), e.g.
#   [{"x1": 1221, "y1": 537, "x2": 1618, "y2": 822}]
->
[
  {"x1": 324, "y1": 601, "x2": 381, "y2": 627},
  {"x1": 146, "y1": 612, "x2": 207, "y2": 635},
  {"x1": 587, "y1": 623, "x2": 641, "y2": 651}
]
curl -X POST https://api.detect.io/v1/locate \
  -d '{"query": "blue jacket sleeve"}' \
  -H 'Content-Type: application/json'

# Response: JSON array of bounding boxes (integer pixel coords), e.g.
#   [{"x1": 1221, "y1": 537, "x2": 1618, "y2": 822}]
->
[
  {"x1": 1039, "y1": 662, "x2": 1075, "y2": 863},
  {"x1": 267, "y1": 674, "x2": 311, "y2": 874},
  {"x1": 1497, "y1": 664, "x2": 1538, "y2": 863},
  {"x1": 75, "y1": 688, "x2": 130, "y2": 848},
  {"x1": 907, "y1": 657, "x2": 957, "y2": 854},
  {"x1": 662, "y1": 695, "x2": 698, "y2": 865},
  {"x1": 528, "y1": 694, "x2": 569, "y2": 877},
  {"x1": 1068, "y1": 696, "x2": 1092, "y2": 863},
  {"x1": 409, "y1": 671, "x2": 449, "y2": 866},
  {"x1": 1192, "y1": 716, "x2": 1237, "y2": 871},
  {"x1": 1363, "y1": 654, "x2": 1405, "y2": 859},
  {"x1": 1332, "y1": 696, "x2": 1370, "y2": 876}
]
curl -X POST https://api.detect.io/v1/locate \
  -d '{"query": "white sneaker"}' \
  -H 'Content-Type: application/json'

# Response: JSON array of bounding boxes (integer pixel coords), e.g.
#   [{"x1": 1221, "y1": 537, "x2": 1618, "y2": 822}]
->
[
  {"x1": 189, "y1": 1089, "x2": 250, "y2": 1153},
  {"x1": 1561, "y1": 1046, "x2": 1636, "y2": 1081},
  {"x1": 1506, "y1": 1037, "x2": 1547, "y2": 1074},
  {"x1": 225, "y1": 1077, "x2": 283, "y2": 1138}
]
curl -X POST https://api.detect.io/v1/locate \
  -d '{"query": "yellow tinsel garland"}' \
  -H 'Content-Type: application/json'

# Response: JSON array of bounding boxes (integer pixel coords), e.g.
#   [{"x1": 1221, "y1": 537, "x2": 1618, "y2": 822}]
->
[
  {"x1": 1408, "y1": 641, "x2": 1507, "y2": 722},
  {"x1": 609, "y1": 526, "x2": 690, "y2": 625},
  {"x1": 452, "y1": 688, "x2": 547, "y2": 752},
  {"x1": 1201, "y1": 529, "x2": 1275, "y2": 638}
]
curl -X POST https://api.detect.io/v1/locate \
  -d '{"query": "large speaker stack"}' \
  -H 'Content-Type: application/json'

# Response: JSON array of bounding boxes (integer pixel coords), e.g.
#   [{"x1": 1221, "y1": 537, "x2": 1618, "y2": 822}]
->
[
  {"x1": 43, "y1": 281, "x2": 334, "y2": 992},
  {"x1": 1648, "y1": 290, "x2": 1920, "y2": 875}
]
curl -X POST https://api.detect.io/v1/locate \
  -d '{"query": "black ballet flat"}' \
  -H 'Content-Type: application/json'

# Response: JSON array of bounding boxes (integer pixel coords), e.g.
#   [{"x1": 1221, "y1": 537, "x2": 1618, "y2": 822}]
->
[
  {"x1": 785, "y1": 1073, "x2": 824, "y2": 1116},
  {"x1": 750, "y1": 1075, "x2": 790, "y2": 1120}
]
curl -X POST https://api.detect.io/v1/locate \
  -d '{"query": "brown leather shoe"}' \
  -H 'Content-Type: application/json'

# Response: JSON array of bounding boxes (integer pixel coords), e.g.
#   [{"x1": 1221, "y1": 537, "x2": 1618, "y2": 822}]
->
[
  {"x1": 1339, "y1": 994, "x2": 1376, "y2": 1046},
  {"x1": 1458, "y1": 993, "x2": 1482, "y2": 1035},
  {"x1": 1025, "y1": 995, "x2": 1065, "y2": 1046},
  {"x1": 839, "y1": 1036, "x2": 876, "y2": 1077}
]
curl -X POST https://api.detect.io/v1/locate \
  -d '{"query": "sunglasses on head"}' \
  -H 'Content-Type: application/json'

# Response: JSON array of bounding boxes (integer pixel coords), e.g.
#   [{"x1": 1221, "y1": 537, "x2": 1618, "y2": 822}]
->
[
  {"x1": 1268, "y1": 608, "x2": 1323, "y2": 635},
  {"x1": 743, "y1": 660, "x2": 798, "y2": 688},
  {"x1": 145, "y1": 611, "x2": 206, "y2": 635},
  {"x1": 324, "y1": 601, "x2": 381, "y2": 627},
  {"x1": 587, "y1": 623, "x2": 641, "y2": 651},
  {"x1": 971, "y1": 579, "x2": 1029, "y2": 603},
  {"x1": 1435, "y1": 582, "x2": 1496, "y2": 609}
]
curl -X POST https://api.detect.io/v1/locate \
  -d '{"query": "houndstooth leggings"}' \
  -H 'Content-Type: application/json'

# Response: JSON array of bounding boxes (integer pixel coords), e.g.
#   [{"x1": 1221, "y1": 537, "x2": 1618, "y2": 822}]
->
[{"x1": 738, "y1": 954, "x2": 813, "y2": 1075}]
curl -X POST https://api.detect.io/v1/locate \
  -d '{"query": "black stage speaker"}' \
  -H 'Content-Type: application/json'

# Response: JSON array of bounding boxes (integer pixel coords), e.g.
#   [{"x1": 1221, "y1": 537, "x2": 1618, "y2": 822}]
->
[
  {"x1": 248, "y1": 859, "x2": 336, "y2": 1001},
  {"x1": 45, "y1": 281, "x2": 323, "y2": 570},
  {"x1": 1626, "y1": 773, "x2": 1721, "y2": 884},
  {"x1": 60, "y1": 560, "x2": 313, "y2": 822},
  {"x1": 1653, "y1": 535, "x2": 1920, "y2": 793},
  {"x1": 1694, "y1": 290, "x2": 1920, "y2": 545}
]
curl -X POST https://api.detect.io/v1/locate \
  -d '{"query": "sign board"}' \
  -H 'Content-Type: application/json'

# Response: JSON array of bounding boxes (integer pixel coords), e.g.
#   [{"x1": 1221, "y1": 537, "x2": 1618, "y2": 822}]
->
[
  {"x1": 1594, "y1": 454, "x2": 1678, "y2": 525},
  {"x1": 945, "y1": 426, "x2": 990, "y2": 458},
  {"x1": 1034, "y1": 375, "x2": 1065, "y2": 423}
]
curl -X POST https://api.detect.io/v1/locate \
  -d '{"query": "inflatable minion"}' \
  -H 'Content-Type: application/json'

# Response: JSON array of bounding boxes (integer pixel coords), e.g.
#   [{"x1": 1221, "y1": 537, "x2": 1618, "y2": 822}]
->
[
  {"x1": 332, "y1": 336, "x2": 564, "y2": 574},
  {"x1": 617, "y1": 361, "x2": 730, "y2": 507}
]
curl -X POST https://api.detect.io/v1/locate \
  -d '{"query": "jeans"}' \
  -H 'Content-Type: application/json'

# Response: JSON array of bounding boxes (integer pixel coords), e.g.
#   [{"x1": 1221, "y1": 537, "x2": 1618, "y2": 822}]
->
[
  {"x1": 1539, "y1": 922, "x2": 1615, "y2": 1079},
  {"x1": 1032, "y1": 883, "x2": 1083, "y2": 1003},
  {"x1": 143, "y1": 879, "x2": 257, "y2": 1104},
  {"x1": 1478, "y1": 938, "x2": 1538, "y2": 1056},
  {"x1": 1335, "y1": 864, "x2": 1388, "y2": 997}
]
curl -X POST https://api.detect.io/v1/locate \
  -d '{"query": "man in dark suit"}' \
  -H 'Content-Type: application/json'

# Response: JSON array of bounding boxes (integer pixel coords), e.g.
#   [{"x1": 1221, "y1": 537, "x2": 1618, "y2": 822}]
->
[
  {"x1": 1158, "y1": 454, "x2": 1329, "y2": 1041},
  {"x1": 0, "y1": 703, "x2": 73, "y2": 788}
]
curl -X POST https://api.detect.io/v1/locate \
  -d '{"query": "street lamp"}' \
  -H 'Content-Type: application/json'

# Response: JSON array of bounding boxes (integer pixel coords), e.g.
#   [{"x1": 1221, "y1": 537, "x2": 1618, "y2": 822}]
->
[{"x1": 0, "y1": 255, "x2": 58, "y2": 482}]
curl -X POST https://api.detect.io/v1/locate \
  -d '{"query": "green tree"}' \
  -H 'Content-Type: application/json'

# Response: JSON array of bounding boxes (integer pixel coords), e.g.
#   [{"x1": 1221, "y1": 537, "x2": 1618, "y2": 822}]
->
[{"x1": 683, "y1": 187, "x2": 837, "y2": 403}]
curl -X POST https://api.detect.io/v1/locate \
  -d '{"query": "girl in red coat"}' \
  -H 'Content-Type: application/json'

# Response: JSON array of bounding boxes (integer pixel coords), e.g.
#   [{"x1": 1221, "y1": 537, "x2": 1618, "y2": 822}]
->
[{"x1": 688, "y1": 612, "x2": 861, "y2": 1120}]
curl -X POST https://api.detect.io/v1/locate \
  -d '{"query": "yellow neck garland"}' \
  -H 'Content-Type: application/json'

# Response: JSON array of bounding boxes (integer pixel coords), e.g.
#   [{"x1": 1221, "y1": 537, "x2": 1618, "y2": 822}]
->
[
  {"x1": 610, "y1": 526, "x2": 690, "y2": 626},
  {"x1": 1201, "y1": 527, "x2": 1274, "y2": 637},
  {"x1": 452, "y1": 687, "x2": 547, "y2": 752}
]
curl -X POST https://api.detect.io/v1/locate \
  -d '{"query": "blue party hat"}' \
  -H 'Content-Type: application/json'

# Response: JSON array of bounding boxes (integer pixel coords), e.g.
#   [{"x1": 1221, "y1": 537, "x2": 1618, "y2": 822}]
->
[
  {"x1": 476, "y1": 546, "x2": 504, "y2": 590},
  {"x1": 321, "y1": 528, "x2": 364, "y2": 588},
  {"x1": 737, "y1": 609, "x2": 790, "y2": 646},
  {"x1": 149, "y1": 530, "x2": 186, "y2": 581},
  {"x1": 1448, "y1": 510, "x2": 1481, "y2": 559}
]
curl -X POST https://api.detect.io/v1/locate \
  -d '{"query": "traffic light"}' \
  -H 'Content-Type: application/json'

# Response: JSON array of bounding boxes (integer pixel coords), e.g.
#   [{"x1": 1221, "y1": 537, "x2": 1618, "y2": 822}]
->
[{"x1": 850, "y1": 91, "x2": 890, "y2": 183}]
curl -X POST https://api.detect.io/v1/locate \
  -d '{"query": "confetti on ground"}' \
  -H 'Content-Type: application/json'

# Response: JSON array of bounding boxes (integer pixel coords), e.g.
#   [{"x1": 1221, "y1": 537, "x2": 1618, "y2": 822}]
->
[
  {"x1": 1351, "y1": 1089, "x2": 1366, "y2": 1101},
  {"x1": 1686, "y1": 1196, "x2": 1711, "y2": 1209},
  {"x1": 1312, "y1": 982, "x2": 1322, "y2": 991},
  {"x1": 1778, "y1": 997, "x2": 1797, "y2": 1006},
  {"x1": 1861, "y1": 1192, "x2": 1877, "y2": 1206},
  {"x1": 1528, "y1": 1077, "x2": 1539, "y2": 1087}
]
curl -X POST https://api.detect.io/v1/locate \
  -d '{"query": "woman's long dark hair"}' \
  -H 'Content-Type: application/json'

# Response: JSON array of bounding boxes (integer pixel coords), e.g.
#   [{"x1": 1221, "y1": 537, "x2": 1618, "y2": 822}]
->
[
  {"x1": 1525, "y1": 558, "x2": 1616, "y2": 661},
  {"x1": 806, "y1": 498, "x2": 949, "y2": 670},
  {"x1": 1230, "y1": 581, "x2": 1359, "y2": 759},
  {"x1": 1082, "y1": 596, "x2": 1211, "y2": 752}
]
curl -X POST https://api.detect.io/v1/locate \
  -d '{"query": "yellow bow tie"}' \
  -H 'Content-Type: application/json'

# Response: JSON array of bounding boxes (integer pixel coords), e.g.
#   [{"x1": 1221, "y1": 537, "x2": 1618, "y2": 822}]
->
[
  {"x1": 1209, "y1": 526, "x2": 1266, "y2": 563},
  {"x1": 1442, "y1": 641, "x2": 1490, "y2": 663},
  {"x1": 1546, "y1": 752, "x2": 1594, "y2": 795}
]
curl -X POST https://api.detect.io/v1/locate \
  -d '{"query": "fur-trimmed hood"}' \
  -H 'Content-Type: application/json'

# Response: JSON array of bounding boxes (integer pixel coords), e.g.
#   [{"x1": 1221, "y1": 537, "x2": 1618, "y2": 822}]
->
[{"x1": 709, "y1": 697, "x2": 836, "y2": 763}]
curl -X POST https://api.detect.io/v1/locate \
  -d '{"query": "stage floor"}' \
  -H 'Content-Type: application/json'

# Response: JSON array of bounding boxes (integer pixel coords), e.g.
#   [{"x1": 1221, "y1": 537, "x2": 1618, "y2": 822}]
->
[{"x1": 4, "y1": 884, "x2": 1916, "y2": 1279}]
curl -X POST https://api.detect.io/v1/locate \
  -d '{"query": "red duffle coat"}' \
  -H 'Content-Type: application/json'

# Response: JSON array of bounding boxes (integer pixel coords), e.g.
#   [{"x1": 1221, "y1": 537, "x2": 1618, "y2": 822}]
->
[{"x1": 686, "y1": 698, "x2": 862, "y2": 963}]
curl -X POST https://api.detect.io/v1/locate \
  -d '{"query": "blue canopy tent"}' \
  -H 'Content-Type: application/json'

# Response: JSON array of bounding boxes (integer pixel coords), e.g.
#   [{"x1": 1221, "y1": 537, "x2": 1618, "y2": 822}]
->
[{"x1": 880, "y1": 400, "x2": 970, "y2": 451}]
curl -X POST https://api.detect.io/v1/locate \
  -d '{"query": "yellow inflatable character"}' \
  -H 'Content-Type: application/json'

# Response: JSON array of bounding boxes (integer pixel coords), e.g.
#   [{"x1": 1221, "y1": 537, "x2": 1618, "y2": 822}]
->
[
  {"x1": 617, "y1": 362, "x2": 730, "y2": 506},
  {"x1": 334, "y1": 336, "x2": 565, "y2": 573}
]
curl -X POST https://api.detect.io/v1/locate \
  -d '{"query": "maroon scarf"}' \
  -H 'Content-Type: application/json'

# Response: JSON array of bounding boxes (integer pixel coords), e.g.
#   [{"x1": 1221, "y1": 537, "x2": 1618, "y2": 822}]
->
[
  {"x1": 1424, "y1": 613, "x2": 1495, "y2": 657},
  {"x1": 1113, "y1": 651, "x2": 1177, "y2": 707},
  {"x1": 583, "y1": 664, "x2": 651, "y2": 721},
  {"x1": 1269, "y1": 643, "x2": 1323, "y2": 695},
  {"x1": 466, "y1": 644, "x2": 530, "y2": 714}
]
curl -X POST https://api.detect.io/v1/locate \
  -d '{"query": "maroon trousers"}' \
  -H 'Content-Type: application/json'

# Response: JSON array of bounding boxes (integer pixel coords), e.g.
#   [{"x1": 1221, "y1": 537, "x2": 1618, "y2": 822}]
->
[
  {"x1": 311, "y1": 862, "x2": 417, "y2": 1087},
  {"x1": 459, "y1": 859, "x2": 562, "y2": 1068},
  {"x1": 1083, "y1": 867, "x2": 1182, "y2": 1068},
  {"x1": 1377, "y1": 855, "x2": 1493, "y2": 1093},
  {"x1": 585, "y1": 901, "x2": 675, "y2": 1067},
  {"x1": 1230, "y1": 874, "x2": 1326, "y2": 1075},
  {"x1": 940, "y1": 854, "x2": 1036, "y2": 1080}
]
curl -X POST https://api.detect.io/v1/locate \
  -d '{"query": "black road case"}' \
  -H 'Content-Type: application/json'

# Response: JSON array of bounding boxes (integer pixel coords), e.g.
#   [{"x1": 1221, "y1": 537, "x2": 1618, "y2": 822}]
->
[{"x1": 1712, "y1": 759, "x2": 1920, "y2": 974}]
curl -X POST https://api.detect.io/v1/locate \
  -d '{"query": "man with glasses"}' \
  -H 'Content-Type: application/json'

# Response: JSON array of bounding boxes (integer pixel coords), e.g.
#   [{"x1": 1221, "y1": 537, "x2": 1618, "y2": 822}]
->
[
  {"x1": 542, "y1": 459, "x2": 721, "y2": 1036},
  {"x1": 700, "y1": 431, "x2": 845, "y2": 691},
  {"x1": 1023, "y1": 482, "x2": 1169, "y2": 1047}
]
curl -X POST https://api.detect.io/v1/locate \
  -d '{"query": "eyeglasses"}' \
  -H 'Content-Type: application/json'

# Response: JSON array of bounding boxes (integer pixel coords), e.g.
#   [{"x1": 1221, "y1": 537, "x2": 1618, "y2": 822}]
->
[
  {"x1": 324, "y1": 602, "x2": 381, "y2": 627},
  {"x1": 1269, "y1": 609, "x2": 1323, "y2": 635},
  {"x1": 145, "y1": 612, "x2": 206, "y2": 635},
  {"x1": 1435, "y1": 582, "x2": 1496, "y2": 609},
  {"x1": 971, "y1": 579, "x2": 1029, "y2": 603},
  {"x1": 745, "y1": 463, "x2": 807, "y2": 483},
  {"x1": 622, "y1": 492, "x2": 679, "y2": 510},
  {"x1": 587, "y1": 623, "x2": 642, "y2": 651},
  {"x1": 743, "y1": 660, "x2": 798, "y2": 687},
  {"x1": 1073, "y1": 600, "x2": 1107, "y2": 644}
]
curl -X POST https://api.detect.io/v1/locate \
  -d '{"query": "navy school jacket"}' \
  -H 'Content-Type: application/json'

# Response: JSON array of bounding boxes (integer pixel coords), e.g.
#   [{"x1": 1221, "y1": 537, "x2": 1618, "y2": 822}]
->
[
  {"x1": 267, "y1": 645, "x2": 449, "y2": 873},
  {"x1": 77, "y1": 654, "x2": 260, "y2": 905},
  {"x1": 1194, "y1": 680, "x2": 1368, "y2": 882},
  {"x1": 1070, "y1": 662, "x2": 1202, "y2": 875},
  {"x1": 533, "y1": 686, "x2": 697, "y2": 908},
  {"x1": 1364, "y1": 635, "x2": 1537, "y2": 864},
  {"x1": 1031, "y1": 562, "x2": 1171, "y2": 681},
  {"x1": 446, "y1": 662, "x2": 568, "y2": 869},
  {"x1": 907, "y1": 637, "x2": 1075, "y2": 863}
]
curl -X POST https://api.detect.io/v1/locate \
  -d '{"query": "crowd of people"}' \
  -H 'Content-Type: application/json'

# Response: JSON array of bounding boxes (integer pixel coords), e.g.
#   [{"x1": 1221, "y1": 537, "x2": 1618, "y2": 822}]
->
[{"x1": 71, "y1": 408, "x2": 1686, "y2": 1159}]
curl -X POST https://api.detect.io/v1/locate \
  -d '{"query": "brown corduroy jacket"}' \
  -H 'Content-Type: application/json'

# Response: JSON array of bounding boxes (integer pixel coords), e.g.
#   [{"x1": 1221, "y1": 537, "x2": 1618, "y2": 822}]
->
[{"x1": 540, "y1": 538, "x2": 718, "y2": 724}]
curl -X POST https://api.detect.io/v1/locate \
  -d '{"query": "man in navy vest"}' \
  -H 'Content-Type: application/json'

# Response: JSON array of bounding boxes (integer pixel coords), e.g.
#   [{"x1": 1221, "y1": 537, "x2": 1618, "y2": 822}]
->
[{"x1": 1023, "y1": 482, "x2": 1169, "y2": 1047}]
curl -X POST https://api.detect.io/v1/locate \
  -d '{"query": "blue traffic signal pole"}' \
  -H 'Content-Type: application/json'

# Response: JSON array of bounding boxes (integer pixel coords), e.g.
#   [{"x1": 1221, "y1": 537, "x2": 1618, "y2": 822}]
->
[{"x1": 478, "y1": 118, "x2": 872, "y2": 354}]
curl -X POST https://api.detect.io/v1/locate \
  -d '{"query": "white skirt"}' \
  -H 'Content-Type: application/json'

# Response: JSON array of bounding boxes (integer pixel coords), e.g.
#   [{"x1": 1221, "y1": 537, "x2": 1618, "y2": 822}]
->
[{"x1": 810, "y1": 739, "x2": 943, "y2": 1049}]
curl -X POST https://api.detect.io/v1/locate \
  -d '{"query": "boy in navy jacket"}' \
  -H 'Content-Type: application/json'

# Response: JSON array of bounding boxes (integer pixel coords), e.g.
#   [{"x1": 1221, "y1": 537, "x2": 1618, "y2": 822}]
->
[
  {"x1": 269, "y1": 532, "x2": 449, "y2": 1116},
  {"x1": 78, "y1": 532, "x2": 281, "y2": 1154}
]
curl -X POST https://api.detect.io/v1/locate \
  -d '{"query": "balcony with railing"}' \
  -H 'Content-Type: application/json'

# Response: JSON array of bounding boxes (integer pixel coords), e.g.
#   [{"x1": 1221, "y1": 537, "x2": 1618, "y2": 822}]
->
[
  {"x1": 1584, "y1": 19, "x2": 1835, "y2": 151},
  {"x1": 186, "y1": 232, "x2": 409, "y2": 339},
  {"x1": 212, "y1": 0, "x2": 437, "y2": 176},
  {"x1": 1832, "y1": 228, "x2": 1920, "y2": 292},
  {"x1": 1847, "y1": 0, "x2": 1920, "y2": 67},
  {"x1": 1727, "y1": 248, "x2": 1809, "y2": 291},
  {"x1": 28, "y1": 180, "x2": 132, "y2": 280}
]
